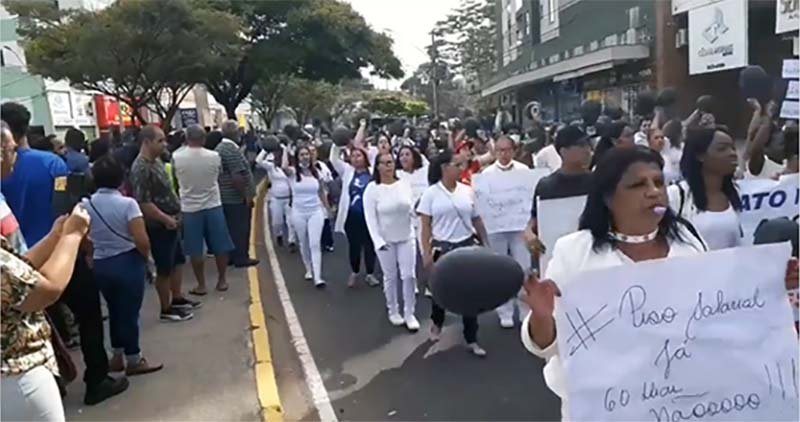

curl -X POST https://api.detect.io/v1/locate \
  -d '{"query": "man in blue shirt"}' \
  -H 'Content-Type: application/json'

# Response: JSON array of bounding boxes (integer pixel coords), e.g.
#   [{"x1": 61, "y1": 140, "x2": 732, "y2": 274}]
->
[{"x1": 0, "y1": 103, "x2": 69, "y2": 246}]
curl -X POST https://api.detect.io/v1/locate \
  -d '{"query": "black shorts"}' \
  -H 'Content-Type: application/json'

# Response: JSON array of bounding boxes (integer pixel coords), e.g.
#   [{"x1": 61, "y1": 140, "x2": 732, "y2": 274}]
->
[{"x1": 147, "y1": 226, "x2": 186, "y2": 276}]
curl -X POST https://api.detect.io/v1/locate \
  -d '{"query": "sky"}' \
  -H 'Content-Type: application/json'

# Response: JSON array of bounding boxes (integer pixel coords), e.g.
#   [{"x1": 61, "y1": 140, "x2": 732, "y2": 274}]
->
[{"x1": 345, "y1": 0, "x2": 462, "y2": 91}]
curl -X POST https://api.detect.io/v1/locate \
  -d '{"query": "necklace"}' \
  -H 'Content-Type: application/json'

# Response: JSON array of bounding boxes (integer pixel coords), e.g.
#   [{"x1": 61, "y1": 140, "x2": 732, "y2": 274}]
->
[{"x1": 609, "y1": 228, "x2": 659, "y2": 244}]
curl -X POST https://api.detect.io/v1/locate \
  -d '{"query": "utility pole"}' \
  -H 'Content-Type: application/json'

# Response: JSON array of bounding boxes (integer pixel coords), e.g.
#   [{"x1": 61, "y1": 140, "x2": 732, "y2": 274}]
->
[{"x1": 429, "y1": 29, "x2": 440, "y2": 118}]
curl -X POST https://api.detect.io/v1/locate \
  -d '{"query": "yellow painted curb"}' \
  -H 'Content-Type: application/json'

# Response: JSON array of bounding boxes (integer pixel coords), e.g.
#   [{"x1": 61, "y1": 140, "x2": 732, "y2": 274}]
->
[{"x1": 249, "y1": 180, "x2": 284, "y2": 422}]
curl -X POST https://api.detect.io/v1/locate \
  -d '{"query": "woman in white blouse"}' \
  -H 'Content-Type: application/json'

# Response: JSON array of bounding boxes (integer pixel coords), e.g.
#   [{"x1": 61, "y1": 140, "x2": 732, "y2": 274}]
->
[
  {"x1": 282, "y1": 144, "x2": 332, "y2": 287},
  {"x1": 521, "y1": 147, "x2": 709, "y2": 420},
  {"x1": 363, "y1": 152, "x2": 420, "y2": 331},
  {"x1": 255, "y1": 139, "x2": 295, "y2": 248},
  {"x1": 668, "y1": 128, "x2": 742, "y2": 250},
  {"x1": 418, "y1": 149, "x2": 489, "y2": 357}
]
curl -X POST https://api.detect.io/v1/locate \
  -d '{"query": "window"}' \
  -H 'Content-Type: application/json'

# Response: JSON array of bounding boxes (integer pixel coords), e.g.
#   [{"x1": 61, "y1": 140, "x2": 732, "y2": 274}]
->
[{"x1": 548, "y1": 0, "x2": 558, "y2": 23}]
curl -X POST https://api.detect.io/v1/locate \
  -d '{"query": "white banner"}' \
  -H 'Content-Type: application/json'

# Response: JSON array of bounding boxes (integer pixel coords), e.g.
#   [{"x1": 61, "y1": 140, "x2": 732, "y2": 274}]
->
[
  {"x1": 776, "y1": 0, "x2": 799, "y2": 34},
  {"x1": 536, "y1": 195, "x2": 586, "y2": 273},
  {"x1": 472, "y1": 168, "x2": 544, "y2": 234},
  {"x1": 556, "y1": 243, "x2": 798, "y2": 421},
  {"x1": 783, "y1": 59, "x2": 799, "y2": 80},
  {"x1": 689, "y1": 0, "x2": 749, "y2": 75},
  {"x1": 739, "y1": 176, "x2": 799, "y2": 244}
]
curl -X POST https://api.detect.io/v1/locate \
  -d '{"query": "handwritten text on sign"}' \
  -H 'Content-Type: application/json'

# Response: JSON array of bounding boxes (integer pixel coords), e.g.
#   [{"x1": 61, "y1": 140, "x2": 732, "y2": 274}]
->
[
  {"x1": 473, "y1": 168, "x2": 545, "y2": 234},
  {"x1": 556, "y1": 243, "x2": 798, "y2": 421},
  {"x1": 739, "y1": 176, "x2": 799, "y2": 244}
]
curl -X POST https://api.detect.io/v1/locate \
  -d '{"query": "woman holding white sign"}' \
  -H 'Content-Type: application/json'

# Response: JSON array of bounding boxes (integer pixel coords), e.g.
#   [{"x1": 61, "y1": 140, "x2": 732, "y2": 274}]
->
[
  {"x1": 520, "y1": 147, "x2": 709, "y2": 419},
  {"x1": 482, "y1": 136, "x2": 531, "y2": 328},
  {"x1": 668, "y1": 127, "x2": 743, "y2": 250},
  {"x1": 363, "y1": 152, "x2": 420, "y2": 331},
  {"x1": 418, "y1": 149, "x2": 490, "y2": 357}
]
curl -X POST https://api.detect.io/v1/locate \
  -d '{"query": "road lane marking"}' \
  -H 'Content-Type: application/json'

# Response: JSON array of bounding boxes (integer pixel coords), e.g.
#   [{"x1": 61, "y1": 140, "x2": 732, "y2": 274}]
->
[
  {"x1": 249, "y1": 183, "x2": 284, "y2": 422},
  {"x1": 260, "y1": 191, "x2": 339, "y2": 422}
]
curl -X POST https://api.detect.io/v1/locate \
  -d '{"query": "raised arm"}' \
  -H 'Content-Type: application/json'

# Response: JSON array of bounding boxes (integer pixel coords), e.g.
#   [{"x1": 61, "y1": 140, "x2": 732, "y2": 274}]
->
[
  {"x1": 329, "y1": 144, "x2": 350, "y2": 176},
  {"x1": 255, "y1": 149, "x2": 273, "y2": 172},
  {"x1": 353, "y1": 119, "x2": 367, "y2": 149},
  {"x1": 281, "y1": 145, "x2": 295, "y2": 177}
]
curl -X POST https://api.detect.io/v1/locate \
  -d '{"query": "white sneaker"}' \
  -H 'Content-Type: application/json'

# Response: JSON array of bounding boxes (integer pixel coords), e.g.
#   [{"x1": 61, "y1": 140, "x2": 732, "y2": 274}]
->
[
  {"x1": 365, "y1": 274, "x2": 381, "y2": 287},
  {"x1": 388, "y1": 312, "x2": 404, "y2": 326},
  {"x1": 314, "y1": 279, "x2": 326, "y2": 288},
  {"x1": 467, "y1": 343, "x2": 487, "y2": 357},
  {"x1": 405, "y1": 315, "x2": 420, "y2": 332},
  {"x1": 304, "y1": 272, "x2": 313, "y2": 281},
  {"x1": 499, "y1": 317, "x2": 515, "y2": 329}
]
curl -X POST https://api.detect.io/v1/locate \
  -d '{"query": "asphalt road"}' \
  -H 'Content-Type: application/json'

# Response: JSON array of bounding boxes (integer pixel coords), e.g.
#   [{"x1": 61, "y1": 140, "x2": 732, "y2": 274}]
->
[{"x1": 259, "y1": 213, "x2": 561, "y2": 421}]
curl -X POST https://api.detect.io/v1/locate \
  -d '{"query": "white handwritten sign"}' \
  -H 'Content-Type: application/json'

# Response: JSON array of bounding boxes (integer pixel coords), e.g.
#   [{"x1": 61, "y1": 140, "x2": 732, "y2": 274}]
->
[
  {"x1": 783, "y1": 59, "x2": 799, "y2": 79},
  {"x1": 556, "y1": 243, "x2": 798, "y2": 421},
  {"x1": 787, "y1": 80, "x2": 799, "y2": 101},
  {"x1": 739, "y1": 176, "x2": 799, "y2": 244},
  {"x1": 473, "y1": 168, "x2": 544, "y2": 234},
  {"x1": 537, "y1": 195, "x2": 587, "y2": 273}
]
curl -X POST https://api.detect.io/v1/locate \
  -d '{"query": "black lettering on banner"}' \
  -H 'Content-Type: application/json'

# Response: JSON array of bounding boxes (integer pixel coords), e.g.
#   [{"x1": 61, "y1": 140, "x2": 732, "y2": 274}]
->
[
  {"x1": 604, "y1": 387, "x2": 630, "y2": 412},
  {"x1": 653, "y1": 339, "x2": 693, "y2": 380},
  {"x1": 683, "y1": 288, "x2": 765, "y2": 341},
  {"x1": 648, "y1": 392, "x2": 760, "y2": 421},
  {"x1": 618, "y1": 285, "x2": 678, "y2": 328}
]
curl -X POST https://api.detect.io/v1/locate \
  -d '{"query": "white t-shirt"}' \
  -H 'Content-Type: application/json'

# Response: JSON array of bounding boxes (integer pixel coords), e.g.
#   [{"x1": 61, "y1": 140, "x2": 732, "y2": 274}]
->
[
  {"x1": 290, "y1": 173, "x2": 322, "y2": 214},
  {"x1": 482, "y1": 159, "x2": 529, "y2": 173},
  {"x1": 397, "y1": 165, "x2": 429, "y2": 204},
  {"x1": 363, "y1": 180, "x2": 415, "y2": 249},
  {"x1": 520, "y1": 228, "x2": 706, "y2": 420},
  {"x1": 689, "y1": 206, "x2": 741, "y2": 251},
  {"x1": 255, "y1": 151, "x2": 291, "y2": 198},
  {"x1": 416, "y1": 182, "x2": 478, "y2": 243},
  {"x1": 172, "y1": 146, "x2": 222, "y2": 213},
  {"x1": 533, "y1": 144, "x2": 562, "y2": 173}
]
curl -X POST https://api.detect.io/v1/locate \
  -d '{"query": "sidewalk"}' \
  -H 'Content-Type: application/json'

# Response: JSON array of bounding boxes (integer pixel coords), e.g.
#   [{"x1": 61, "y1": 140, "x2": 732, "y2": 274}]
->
[{"x1": 61, "y1": 260, "x2": 262, "y2": 421}]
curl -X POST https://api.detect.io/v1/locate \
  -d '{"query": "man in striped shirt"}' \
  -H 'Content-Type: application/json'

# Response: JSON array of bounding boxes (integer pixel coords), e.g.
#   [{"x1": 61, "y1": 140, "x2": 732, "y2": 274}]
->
[{"x1": 215, "y1": 120, "x2": 258, "y2": 268}]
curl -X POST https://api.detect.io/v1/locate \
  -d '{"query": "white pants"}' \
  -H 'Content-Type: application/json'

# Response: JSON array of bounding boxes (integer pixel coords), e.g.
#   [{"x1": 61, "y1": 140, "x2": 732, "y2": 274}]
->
[
  {"x1": 375, "y1": 239, "x2": 417, "y2": 316},
  {"x1": 290, "y1": 208, "x2": 325, "y2": 281},
  {"x1": 488, "y1": 230, "x2": 530, "y2": 322},
  {"x1": 268, "y1": 196, "x2": 295, "y2": 243},
  {"x1": 1, "y1": 365, "x2": 65, "y2": 421}
]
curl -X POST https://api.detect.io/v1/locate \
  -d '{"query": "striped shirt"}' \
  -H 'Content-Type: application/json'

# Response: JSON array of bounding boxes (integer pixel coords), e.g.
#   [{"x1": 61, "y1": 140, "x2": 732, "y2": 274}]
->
[{"x1": 215, "y1": 139, "x2": 255, "y2": 204}]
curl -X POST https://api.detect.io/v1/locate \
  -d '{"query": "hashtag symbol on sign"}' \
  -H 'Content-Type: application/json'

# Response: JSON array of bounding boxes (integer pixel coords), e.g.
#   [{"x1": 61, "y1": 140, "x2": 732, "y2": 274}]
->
[{"x1": 565, "y1": 304, "x2": 615, "y2": 357}]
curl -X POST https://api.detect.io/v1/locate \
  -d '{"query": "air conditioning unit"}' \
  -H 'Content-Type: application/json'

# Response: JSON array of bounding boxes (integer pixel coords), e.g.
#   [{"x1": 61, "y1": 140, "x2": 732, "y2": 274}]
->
[
  {"x1": 675, "y1": 28, "x2": 688, "y2": 48},
  {"x1": 628, "y1": 7, "x2": 641, "y2": 28}
]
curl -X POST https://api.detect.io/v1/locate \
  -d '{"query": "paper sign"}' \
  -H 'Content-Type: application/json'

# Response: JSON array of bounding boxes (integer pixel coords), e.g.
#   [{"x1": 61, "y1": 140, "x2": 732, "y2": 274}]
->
[
  {"x1": 787, "y1": 80, "x2": 799, "y2": 101},
  {"x1": 473, "y1": 168, "x2": 543, "y2": 234},
  {"x1": 783, "y1": 59, "x2": 799, "y2": 79},
  {"x1": 688, "y1": 0, "x2": 749, "y2": 75},
  {"x1": 780, "y1": 100, "x2": 799, "y2": 120},
  {"x1": 536, "y1": 195, "x2": 587, "y2": 273},
  {"x1": 739, "y1": 176, "x2": 799, "y2": 244},
  {"x1": 777, "y1": 0, "x2": 799, "y2": 35},
  {"x1": 556, "y1": 243, "x2": 798, "y2": 421}
]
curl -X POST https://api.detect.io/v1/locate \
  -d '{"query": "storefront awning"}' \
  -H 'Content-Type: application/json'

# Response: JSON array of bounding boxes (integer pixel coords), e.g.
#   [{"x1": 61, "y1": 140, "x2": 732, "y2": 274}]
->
[{"x1": 481, "y1": 45, "x2": 650, "y2": 97}]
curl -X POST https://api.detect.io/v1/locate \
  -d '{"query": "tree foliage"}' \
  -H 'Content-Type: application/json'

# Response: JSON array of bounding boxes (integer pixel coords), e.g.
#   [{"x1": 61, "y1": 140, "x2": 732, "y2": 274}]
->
[
  {"x1": 433, "y1": 0, "x2": 497, "y2": 87},
  {"x1": 196, "y1": 0, "x2": 404, "y2": 118},
  {"x1": 9, "y1": 0, "x2": 240, "y2": 131},
  {"x1": 400, "y1": 61, "x2": 469, "y2": 118}
]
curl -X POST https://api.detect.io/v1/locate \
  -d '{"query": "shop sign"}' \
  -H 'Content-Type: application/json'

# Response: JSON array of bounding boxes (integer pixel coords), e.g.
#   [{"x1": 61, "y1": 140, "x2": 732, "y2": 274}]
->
[
  {"x1": 48, "y1": 91, "x2": 73, "y2": 126},
  {"x1": 776, "y1": 0, "x2": 799, "y2": 34},
  {"x1": 688, "y1": 0, "x2": 748, "y2": 75},
  {"x1": 672, "y1": 0, "x2": 722, "y2": 15},
  {"x1": 179, "y1": 108, "x2": 199, "y2": 126},
  {"x1": 72, "y1": 93, "x2": 95, "y2": 127}
]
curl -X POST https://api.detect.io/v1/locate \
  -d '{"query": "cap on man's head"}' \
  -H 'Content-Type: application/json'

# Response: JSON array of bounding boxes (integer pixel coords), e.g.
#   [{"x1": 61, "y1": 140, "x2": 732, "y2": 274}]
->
[{"x1": 554, "y1": 125, "x2": 589, "y2": 152}]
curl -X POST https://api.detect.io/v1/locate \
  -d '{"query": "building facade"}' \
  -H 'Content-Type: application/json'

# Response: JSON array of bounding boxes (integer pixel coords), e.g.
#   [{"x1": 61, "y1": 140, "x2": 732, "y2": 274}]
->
[{"x1": 484, "y1": 0, "x2": 798, "y2": 136}]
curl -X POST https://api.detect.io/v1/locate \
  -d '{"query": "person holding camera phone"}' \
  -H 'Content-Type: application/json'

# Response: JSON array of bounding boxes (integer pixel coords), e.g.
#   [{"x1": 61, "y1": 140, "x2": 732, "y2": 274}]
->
[{"x1": 130, "y1": 125, "x2": 199, "y2": 323}]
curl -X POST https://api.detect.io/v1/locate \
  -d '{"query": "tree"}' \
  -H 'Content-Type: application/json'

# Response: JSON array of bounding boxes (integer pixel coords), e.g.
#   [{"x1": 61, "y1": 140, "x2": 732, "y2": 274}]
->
[
  {"x1": 10, "y1": 0, "x2": 240, "y2": 131},
  {"x1": 400, "y1": 61, "x2": 469, "y2": 118},
  {"x1": 197, "y1": 0, "x2": 404, "y2": 118},
  {"x1": 283, "y1": 78, "x2": 340, "y2": 126},
  {"x1": 433, "y1": 0, "x2": 497, "y2": 88},
  {"x1": 365, "y1": 95, "x2": 408, "y2": 117}
]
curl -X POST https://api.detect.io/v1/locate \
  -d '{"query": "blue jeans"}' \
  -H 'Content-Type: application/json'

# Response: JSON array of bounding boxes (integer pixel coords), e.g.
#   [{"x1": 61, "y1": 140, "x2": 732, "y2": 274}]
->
[{"x1": 94, "y1": 249, "x2": 146, "y2": 357}]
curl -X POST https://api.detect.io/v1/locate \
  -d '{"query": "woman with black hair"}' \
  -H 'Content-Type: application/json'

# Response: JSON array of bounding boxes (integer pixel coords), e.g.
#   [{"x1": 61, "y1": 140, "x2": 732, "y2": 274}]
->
[
  {"x1": 330, "y1": 141, "x2": 379, "y2": 288},
  {"x1": 282, "y1": 144, "x2": 332, "y2": 287},
  {"x1": 84, "y1": 156, "x2": 162, "y2": 375},
  {"x1": 417, "y1": 149, "x2": 489, "y2": 357},
  {"x1": 521, "y1": 146, "x2": 708, "y2": 419},
  {"x1": 668, "y1": 127, "x2": 742, "y2": 250},
  {"x1": 590, "y1": 121, "x2": 635, "y2": 169},
  {"x1": 397, "y1": 145, "x2": 429, "y2": 206},
  {"x1": 363, "y1": 152, "x2": 419, "y2": 331}
]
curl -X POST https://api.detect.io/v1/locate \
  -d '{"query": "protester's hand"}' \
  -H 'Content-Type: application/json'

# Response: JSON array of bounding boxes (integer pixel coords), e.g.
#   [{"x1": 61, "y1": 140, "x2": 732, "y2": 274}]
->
[
  {"x1": 247, "y1": 197, "x2": 255, "y2": 208},
  {"x1": 422, "y1": 253, "x2": 434, "y2": 271},
  {"x1": 359, "y1": 119, "x2": 367, "y2": 128},
  {"x1": 522, "y1": 272, "x2": 560, "y2": 320},
  {"x1": 163, "y1": 215, "x2": 178, "y2": 231},
  {"x1": 524, "y1": 232, "x2": 546, "y2": 257},
  {"x1": 746, "y1": 98, "x2": 762, "y2": 113},
  {"x1": 63, "y1": 204, "x2": 91, "y2": 237},
  {"x1": 379, "y1": 245, "x2": 388, "y2": 252},
  {"x1": 50, "y1": 215, "x2": 68, "y2": 239},
  {"x1": 785, "y1": 258, "x2": 798, "y2": 291}
]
